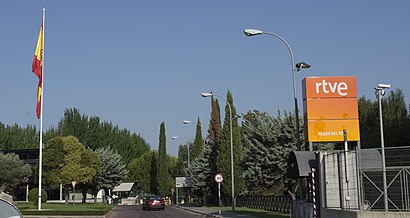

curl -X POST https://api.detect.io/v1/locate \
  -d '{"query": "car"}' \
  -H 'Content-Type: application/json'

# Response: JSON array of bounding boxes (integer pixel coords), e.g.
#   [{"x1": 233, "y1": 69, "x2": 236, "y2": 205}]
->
[{"x1": 142, "y1": 195, "x2": 165, "y2": 211}]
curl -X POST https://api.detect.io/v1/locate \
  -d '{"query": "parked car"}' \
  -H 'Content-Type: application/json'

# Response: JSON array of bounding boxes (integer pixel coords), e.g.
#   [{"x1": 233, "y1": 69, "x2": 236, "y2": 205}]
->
[{"x1": 142, "y1": 195, "x2": 165, "y2": 211}]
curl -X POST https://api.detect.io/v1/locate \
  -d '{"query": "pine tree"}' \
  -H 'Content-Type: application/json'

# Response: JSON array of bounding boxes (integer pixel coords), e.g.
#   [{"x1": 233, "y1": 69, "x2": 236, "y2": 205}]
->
[
  {"x1": 189, "y1": 141, "x2": 212, "y2": 202},
  {"x1": 158, "y1": 122, "x2": 169, "y2": 197},
  {"x1": 241, "y1": 110, "x2": 298, "y2": 195}
]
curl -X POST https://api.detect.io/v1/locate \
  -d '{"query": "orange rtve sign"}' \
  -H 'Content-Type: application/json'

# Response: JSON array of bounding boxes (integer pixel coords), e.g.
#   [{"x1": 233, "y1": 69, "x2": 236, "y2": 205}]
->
[
  {"x1": 302, "y1": 76, "x2": 360, "y2": 142},
  {"x1": 302, "y1": 76, "x2": 357, "y2": 99}
]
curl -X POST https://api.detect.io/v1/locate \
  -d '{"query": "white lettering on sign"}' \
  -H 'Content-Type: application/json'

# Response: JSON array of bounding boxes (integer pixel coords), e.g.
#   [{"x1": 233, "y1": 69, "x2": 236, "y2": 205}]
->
[
  {"x1": 317, "y1": 131, "x2": 344, "y2": 136},
  {"x1": 315, "y1": 80, "x2": 348, "y2": 96}
]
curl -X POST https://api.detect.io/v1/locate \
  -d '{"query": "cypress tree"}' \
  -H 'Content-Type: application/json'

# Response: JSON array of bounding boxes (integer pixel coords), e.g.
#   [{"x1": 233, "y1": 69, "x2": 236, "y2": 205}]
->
[
  {"x1": 150, "y1": 152, "x2": 158, "y2": 194},
  {"x1": 205, "y1": 96, "x2": 221, "y2": 202},
  {"x1": 217, "y1": 90, "x2": 244, "y2": 199},
  {"x1": 158, "y1": 122, "x2": 169, "y2": 197},
  {"x1": 192, "y1": 117, "x2": 204, "y2": 160}
]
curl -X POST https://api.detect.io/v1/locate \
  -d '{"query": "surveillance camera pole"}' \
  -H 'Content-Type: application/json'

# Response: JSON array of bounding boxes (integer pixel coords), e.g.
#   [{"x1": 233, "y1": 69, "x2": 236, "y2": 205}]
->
[{"x1": 376, "y1": 87, "x2": 389, "y2": 211}]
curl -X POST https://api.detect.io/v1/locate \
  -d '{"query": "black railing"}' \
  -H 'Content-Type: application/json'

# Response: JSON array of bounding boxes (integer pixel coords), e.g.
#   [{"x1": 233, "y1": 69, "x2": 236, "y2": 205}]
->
[{"x1": 236, "y1": 195, "x2": 291, "y2": 213}]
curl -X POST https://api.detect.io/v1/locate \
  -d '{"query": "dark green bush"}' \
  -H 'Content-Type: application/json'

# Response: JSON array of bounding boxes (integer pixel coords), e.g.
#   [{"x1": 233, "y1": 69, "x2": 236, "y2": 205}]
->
[{"x1": 28, "y1": 188, "x2": 48, "y2": 204}]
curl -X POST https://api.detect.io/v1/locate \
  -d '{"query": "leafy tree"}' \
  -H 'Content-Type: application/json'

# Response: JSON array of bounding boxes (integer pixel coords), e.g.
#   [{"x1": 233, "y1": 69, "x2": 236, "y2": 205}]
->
[
  {"x1": 158, "y1": 122, "x2": 169, "y2": 197},
  {"x1": 217, "y1": 90, "x2": 244, "y2": 199},
  {"x1": 166, "y1": 155, "x2": 178, "y2": 193},
  {"x1": 91, "y1": 146, "x2": 127, "y2": 203},
  {"x1": 358, "y1": 89, "x2": 410, "y2": 148},
  {"x1": 42, "y1": 137, "x2": 65, "y2": 187},
  {"x1": 128, "y1": 151, "x2": 154, "y2": 194},
  {"x1": 53, "y1": 108, "x2": 150, "y2": 164},
  {"x1": 0, "y1": 123, "x2": 38, "y2": 150},
  {"x1": 0, "y1": 152, "x2": 32, "y2": 193},
  {"x1": 42, "y1": 136, "x2": 99, "y2": 202}
]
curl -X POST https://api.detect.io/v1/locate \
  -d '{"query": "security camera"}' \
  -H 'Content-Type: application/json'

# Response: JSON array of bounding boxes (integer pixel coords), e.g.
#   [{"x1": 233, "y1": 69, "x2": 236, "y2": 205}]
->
[{"x1": 378, "y1": 84, "x2": 391, "y2": 89}]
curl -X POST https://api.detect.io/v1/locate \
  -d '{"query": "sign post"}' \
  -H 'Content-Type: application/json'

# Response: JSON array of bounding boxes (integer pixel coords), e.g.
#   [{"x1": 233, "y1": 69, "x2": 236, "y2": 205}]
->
[
  {"x1": 214, "y1": 173, "x2": 224, "y2": 215},
  {"x1": 71, "y1": 181, "x2": 76, "y2": 207}
]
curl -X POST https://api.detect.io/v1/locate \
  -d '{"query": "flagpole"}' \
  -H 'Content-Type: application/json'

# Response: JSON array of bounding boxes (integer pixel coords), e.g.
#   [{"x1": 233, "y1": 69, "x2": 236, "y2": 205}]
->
[{"x1": 38, "y1": 7, "x2": 45, "y2": 211}]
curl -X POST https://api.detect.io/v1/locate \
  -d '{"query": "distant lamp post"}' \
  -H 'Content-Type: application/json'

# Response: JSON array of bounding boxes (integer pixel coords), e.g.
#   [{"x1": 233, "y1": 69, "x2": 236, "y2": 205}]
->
[
  {"x1": 375, "y1": 83, "x2": 391, "y2": 211},
  {"x1": 201, "y1": 92, "x2": 236, "y2": 210},
  {"x1": 244, "y1": 28, "x2": 310, "y2": 151},
  {"x1": 172, "y1": 136, "x2": 190, "y2": 168}
]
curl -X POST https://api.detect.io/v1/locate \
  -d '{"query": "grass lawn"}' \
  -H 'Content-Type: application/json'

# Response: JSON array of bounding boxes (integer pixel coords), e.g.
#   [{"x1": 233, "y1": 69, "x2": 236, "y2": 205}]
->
[
  {"x1": 206, "y1": 206, "x2": 290, "y2": 218},
  {"x1": 16, "y1": 202, "x2": 116, "y2": 215}
]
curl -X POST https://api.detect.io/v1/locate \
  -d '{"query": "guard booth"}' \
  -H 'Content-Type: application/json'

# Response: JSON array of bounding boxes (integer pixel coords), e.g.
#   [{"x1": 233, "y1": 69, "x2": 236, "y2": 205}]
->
[
  {"x1": 112, "y1": 183, "x2": 138, "y2": 205},
  {"x1": 287, "y1": 151, "x2": 317, "y2": 218}
]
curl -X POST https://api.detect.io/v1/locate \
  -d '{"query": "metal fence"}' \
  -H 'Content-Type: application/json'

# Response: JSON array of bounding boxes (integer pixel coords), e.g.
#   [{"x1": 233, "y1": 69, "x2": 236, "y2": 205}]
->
[
  {"x1": 236, "y1": 195, "x2": 291, "y2": 213},
  {"x1": 360, "y1": 146, "x2": 410, "y2": 212}
]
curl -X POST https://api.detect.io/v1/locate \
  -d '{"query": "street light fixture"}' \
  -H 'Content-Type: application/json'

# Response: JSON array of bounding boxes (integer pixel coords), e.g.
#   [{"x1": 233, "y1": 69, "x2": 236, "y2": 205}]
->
[
  {"x1": 244, "y1": 28, "x2": 310, "y2": 151},
  {"x1": 172, "y1": 136, "x2": 190, "y2": 168},
  {"x1": 201, "y1": 92, "x2": 236, "y2": 211},
  {"x1": 375, "y1": 83, "x2": 391, "y2": 211},
  {"x1": 183, "y1": 120, "x2": 193, "y2": 124}
]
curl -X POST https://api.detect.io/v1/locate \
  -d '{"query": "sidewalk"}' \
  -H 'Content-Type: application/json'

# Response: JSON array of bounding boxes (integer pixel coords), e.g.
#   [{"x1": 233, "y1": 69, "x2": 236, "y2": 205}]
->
[{"x1": 172, "y1": 204, "x2": 257, "y2": 218}]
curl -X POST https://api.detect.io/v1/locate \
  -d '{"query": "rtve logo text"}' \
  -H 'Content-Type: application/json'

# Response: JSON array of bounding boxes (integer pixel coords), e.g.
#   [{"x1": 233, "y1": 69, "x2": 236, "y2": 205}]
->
[{"x1": 315, "y1": 79, "x2": 348, "y2": 96}]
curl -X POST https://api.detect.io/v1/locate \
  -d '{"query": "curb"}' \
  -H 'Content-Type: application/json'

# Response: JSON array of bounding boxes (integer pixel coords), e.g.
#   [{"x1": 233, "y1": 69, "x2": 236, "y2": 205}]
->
[{"x1": 171, "y1": 205, "x2": 222, "y2": 218}]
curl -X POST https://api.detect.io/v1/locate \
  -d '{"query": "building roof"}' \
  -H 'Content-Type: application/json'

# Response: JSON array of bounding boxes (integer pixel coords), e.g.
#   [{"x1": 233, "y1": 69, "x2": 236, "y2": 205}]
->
[{"x1": 113, "y1": 183, "x2": 135, "y2": 192}]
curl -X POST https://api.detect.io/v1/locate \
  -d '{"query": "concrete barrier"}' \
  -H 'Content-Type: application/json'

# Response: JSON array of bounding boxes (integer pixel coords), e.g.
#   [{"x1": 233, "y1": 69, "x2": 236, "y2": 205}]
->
[{"x1": 322, "y1": 208, "x2": 410, "y2": 218}]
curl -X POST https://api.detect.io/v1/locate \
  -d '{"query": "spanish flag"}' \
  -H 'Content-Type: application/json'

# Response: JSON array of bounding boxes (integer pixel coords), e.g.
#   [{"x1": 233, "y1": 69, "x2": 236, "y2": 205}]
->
[{"x1": 32, "y1": 19, "x2": 43, "y2": 119}]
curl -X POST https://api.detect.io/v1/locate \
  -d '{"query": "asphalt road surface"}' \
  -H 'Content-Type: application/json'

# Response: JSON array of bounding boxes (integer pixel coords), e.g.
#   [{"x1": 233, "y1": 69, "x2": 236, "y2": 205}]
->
[{"x1": 107, "y1": 205, "x2": 203, "y2": 218}]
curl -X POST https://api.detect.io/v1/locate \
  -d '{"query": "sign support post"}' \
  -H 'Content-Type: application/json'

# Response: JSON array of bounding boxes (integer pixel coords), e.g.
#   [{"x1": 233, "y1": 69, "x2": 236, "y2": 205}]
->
[
  {"x1": 71, "y1": 181, "x2": 76, "y2": 207},
  {"x1": 214, "y1": 173, "x2": 224, "y2": 215}
]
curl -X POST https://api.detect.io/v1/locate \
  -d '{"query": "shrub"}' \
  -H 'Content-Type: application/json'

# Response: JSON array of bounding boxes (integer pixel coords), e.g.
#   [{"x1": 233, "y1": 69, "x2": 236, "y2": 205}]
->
[{"x1": 28, "y1": 188, "x2": 48, "y2": 205}]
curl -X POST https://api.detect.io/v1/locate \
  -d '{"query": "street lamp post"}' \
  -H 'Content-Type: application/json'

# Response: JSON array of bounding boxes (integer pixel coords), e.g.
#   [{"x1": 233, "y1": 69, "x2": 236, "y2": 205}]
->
[
  {"x1": 375, "y1": 83, "x2": 391, "y2": 211},
  {"x1": 172, "y1": 136, "x2": 190, "y2": 168},
  {"x1": 183, "y1": 120, "x2": 206, "y2": 149},
  {"x1": 201, "y1": 92, "x2": 235, "y2": 211},
  {"x1": 244, "y1": 28, "x2": 310, "y2": 151}
]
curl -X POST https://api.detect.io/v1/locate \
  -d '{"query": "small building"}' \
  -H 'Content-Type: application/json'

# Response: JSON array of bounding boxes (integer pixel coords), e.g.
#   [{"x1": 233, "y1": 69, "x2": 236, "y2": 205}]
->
[{"x1": 112, "y1": 183, "x2": 138, "y2": 205}]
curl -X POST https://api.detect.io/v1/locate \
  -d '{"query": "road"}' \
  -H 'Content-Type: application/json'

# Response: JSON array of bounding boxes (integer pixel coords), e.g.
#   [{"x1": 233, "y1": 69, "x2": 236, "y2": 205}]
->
[{"x1": 107, "y1": 205, "x2": 203, "y2": 218}]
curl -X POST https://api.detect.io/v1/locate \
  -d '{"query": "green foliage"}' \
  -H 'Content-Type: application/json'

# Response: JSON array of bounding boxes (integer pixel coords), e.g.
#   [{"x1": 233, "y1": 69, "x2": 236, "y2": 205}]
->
[
  {"x1": 150, "y1": 151, "x2": 158, "y2": 194},
  {"x1": 177, "y1": 144, "x2": 189, "y2": 175},
  {"x1": 204, "y1": 96, "x2": 221, "y2": 200},
  {"x1": 217, "y1": 90, "x2": 244, "y2": 197},
  {"x1": 91, "y1": 147, "x2": 126, "y2": 193},
  {"x1": 359, "y1": 89, "x2": 410, "y2": 148},
  {"x1": 42, "y1": 136, "x2": 98, "y2": 187},
  {"x1": 0, "y1": 123, "x2": 38, "y2": 150},
  {"x1": 128, "y1": 151, "x2": 153, "y2": 193},
  {"x1": 51, "y1": 108, "x2": 150, "y2": 165},
  {"x1": 28, "y1": 188, "x2": 48, "y2": 204},
  {"x1": 189, "y1": 142, "x2": 212, "y2": 198},
  {"x1": 241, "y1": 110, "x2": 297, "y2": 195},
  {"x1": 192, "y1": 117, "x2": 204, "y2": 161},
  {"x1": 158, "y1": 122, "x2": 169, "y2": 196},
  {"x1": 0, "y1": 152, "x2": 32, "y2": 192},
  {"x1": 42, "y1": 137, "x2": 65, "y2": 187}
]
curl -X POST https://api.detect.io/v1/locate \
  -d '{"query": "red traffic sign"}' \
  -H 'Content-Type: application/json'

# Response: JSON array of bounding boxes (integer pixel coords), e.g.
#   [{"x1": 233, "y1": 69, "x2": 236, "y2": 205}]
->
[
  {"x1": 214, "y1": 173, "x2": 224, "y2": 183},
  {"x1": 71, "y1": 181, "x2": 77, "y2": 188}
]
